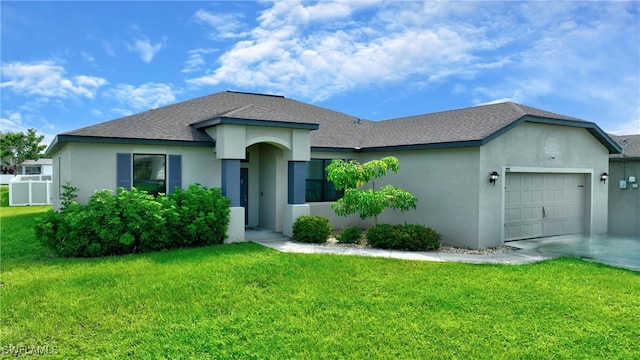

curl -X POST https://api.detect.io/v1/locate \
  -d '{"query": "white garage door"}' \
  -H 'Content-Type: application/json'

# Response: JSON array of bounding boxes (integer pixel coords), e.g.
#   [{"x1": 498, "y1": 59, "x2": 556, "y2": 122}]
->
[{"x1": 505, "y1": 173, "x2": 586, "y2": 241}]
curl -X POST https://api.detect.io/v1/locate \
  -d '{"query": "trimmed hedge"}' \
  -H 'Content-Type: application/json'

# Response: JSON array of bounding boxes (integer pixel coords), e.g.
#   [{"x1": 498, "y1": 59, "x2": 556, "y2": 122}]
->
[
  {"x1": 292, "y1": 215, "x2": 332, "y2": 243},
  {"x1": 35, "y1": 184, "x2": 230, "y2": 257},
  {"x1": 366, "y1": 223, "x2": 441, "y2": 251},
  {"x1": 337, "y1": 226, "x2": 363, "y2": 244}
]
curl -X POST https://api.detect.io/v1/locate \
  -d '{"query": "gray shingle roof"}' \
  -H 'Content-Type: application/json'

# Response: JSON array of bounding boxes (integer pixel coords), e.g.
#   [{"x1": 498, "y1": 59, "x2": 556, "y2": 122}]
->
[
  {"x1": 358, "y1": 102, "x2": 582, "y2": 148},
  {"x1": 53, "y1": 91, "x2": 618, "y2": 154},
  {"x1": 609, "y1": 134, "x2": 640, "y2": 159},
  {"x1": 61, "y1": 91, "x2": 366, "y2": 149}
]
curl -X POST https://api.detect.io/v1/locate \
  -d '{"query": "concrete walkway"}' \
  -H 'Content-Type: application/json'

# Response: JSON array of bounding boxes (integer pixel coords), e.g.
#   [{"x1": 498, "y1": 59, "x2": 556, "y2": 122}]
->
[{"x1": 246, "y1": 228, "x2": 558, "y2": 265}]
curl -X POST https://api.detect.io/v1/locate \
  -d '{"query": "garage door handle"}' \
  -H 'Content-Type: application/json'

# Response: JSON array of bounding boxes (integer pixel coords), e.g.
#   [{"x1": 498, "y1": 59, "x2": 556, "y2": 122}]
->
[{"x1": 542, "y1": 206, "x2": 546, "y2": 218}]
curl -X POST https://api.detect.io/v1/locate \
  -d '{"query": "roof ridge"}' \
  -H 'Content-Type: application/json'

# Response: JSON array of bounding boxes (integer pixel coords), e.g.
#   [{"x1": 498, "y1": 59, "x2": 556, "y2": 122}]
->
[
  {"x1": 226, "y1": 90, "x2": 285, "y2": 98},
  {"x1": 506, "y1": 102, "x2": 528, "y2": 116}
]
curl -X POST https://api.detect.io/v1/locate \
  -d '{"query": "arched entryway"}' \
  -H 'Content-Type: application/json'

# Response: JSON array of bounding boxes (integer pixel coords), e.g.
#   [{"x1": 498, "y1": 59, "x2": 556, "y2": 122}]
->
[{"x1": 197, "y1": 120, "x2": 318, "y2": 242}]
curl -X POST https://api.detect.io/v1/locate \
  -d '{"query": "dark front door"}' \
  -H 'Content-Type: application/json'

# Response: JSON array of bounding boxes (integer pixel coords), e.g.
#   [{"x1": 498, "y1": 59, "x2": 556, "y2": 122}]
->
[{"x1": 240, "y1": 168, "x2": 248, "y2": 225}]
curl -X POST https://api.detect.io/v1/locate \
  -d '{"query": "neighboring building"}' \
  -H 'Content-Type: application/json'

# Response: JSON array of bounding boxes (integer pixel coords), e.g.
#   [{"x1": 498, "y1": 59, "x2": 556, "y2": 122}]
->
[
  {"x1": 45, "y1": 91, "x2": 621, "y2": 248},
  {"x1": 20, "y1": 158, "x2": 53, "y2": 176},
  {"x1": 0, "y1": 158, "x2": 53, "y2": 185},
  {"x1": 608, "y1": 134, "x2": 640, "y2": 238}
]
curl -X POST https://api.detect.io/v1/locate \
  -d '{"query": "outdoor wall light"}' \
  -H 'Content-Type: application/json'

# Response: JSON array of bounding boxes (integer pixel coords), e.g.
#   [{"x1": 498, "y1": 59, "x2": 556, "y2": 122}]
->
[
  {"x1": 489, "y1": 171, "x2": 500, "y2": 186},
  {"x1": 600, "y1": 172, "x2": 609, "y2": 184}
]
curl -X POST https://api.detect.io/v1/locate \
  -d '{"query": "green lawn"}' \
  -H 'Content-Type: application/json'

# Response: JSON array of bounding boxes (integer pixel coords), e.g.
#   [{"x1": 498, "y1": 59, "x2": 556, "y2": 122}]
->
[{"x1": 1, "y1": 185, "x2": 639, "y2": 359}]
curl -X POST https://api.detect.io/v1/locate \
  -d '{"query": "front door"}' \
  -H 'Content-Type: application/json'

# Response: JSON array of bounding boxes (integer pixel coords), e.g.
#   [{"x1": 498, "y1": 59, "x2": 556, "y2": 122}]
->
[{"x1": 240, "y1": 168, "x2": 249, "y2": 225}]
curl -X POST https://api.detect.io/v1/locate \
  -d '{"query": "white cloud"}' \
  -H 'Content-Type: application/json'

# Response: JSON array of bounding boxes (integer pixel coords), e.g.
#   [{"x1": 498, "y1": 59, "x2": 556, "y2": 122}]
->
[
  {"x1": 182, "y1": 48, "x2": 218, "y2": 73},
  {"x1": 0, "y1": 112, "x2": 26, "y2": 134},
  {"x1": 127, "y1": 36, "x2": 166, "y2": 63},
  {"x1": 466, "y1": 2, "x2": 639, "y2": 129},
  {"x1": 187, "y1": 2, "x2": 507, "y2": 101},
  {"x1": 0, "y1": 60, "x2": 107, "y2": 98},
  {"x1": 607, "y1": 118, "x2": 640, "y2": 136},
  {"x1": 0, "y1": 111, "x2": 56, "y2": 148},
  {"x1": 105, "y1": 83, "x2": 177, "y2": 111},
  {"x1": 193, "y1": 9, "x2": 249, "y2": 39}
]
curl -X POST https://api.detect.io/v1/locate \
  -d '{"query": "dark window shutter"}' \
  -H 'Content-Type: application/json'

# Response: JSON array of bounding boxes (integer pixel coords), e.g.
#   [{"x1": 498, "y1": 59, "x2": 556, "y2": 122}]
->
[
  {"x1": 168, "y1": 154, "x2": 182, "y2": 193},
  {"x1": 116, "y1": 153, "x2": 132, "y2": 190}
]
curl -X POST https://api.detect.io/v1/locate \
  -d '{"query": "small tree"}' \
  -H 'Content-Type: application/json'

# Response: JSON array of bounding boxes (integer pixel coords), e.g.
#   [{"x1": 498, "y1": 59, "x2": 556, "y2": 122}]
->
[
  {"x1": 326, "y1": 156, "x2": 417, "y2": 224},
  {"x1": 0, "y1": 129, "x2": 47, "y2": 175}
]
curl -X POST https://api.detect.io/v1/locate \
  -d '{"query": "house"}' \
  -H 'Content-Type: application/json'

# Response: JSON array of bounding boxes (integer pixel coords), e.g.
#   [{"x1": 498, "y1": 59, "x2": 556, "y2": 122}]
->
[
  {"x1": 0, "y1": 158, "x2": 53, "y2": 185},
  {"x1": 608, "y1": 134, "x2": 640, "y2": 238},
  {"x1": 20, "y1": 158, "x2": 53, "y2": 176},
  {"x1": 45, "y1": 91, "x2": 621, "y2": 249}
]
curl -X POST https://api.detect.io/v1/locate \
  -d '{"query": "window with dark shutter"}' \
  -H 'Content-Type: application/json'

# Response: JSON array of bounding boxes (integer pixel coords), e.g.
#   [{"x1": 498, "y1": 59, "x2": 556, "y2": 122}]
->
[
  {"x1": 305, "y1": 159, "x2": 343, "y2": 202},
  {"x1": 133, "y1": 154, "x2": 166, "y2": 196}
]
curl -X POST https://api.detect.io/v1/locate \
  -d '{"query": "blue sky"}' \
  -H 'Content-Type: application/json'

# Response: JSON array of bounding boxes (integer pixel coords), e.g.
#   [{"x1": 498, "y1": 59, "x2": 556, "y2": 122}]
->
[{"x1": 1, "y1": 1, "x2": 639, "y2": 147}]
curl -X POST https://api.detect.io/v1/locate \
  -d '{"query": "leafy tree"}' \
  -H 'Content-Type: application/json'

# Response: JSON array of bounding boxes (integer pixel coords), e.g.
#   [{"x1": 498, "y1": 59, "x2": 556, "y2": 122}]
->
[
  {"x1": 326, "y1": 156, "x2": 417, "y2": 224},
  {"x1": 0, "y1": 129, "x2": 47, "y2": 174}
]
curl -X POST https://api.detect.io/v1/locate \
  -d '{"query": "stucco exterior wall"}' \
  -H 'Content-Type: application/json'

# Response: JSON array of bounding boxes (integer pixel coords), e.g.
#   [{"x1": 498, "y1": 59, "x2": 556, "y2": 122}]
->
[
  {"x1": 366, "y1": 148, "x2": 482, "y2": 248},
  {"x1": 243, "y1": 144, "x2": 261, "y2": 227},
  {"x1": 50, "y1": 142, "x2": 218, "y2": 209},
  {"x1": 309, "y1": 148, "x2": 482, "y2": 248},
  {"x1": 480, "y1": 122, "x2": 611, "y2": 246},
  {"x1": 258, "y1": 143, "x2": 287, "y2": 231},
  {"x1": 608, "y1": 159, "x2": 640, "y2": 237}
]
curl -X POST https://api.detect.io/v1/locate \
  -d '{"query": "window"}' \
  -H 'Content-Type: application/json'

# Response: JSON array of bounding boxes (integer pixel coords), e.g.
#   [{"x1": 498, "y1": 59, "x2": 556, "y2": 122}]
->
[
  {"x1": 305, "y1": 159, "x2": 343, "y2": 202},
  {"x1": 133, "y1": 154, "x2": 166, "y2": 196},
  {"x1": 24, "y1": 165, "x2": 41, "y2": 175}
]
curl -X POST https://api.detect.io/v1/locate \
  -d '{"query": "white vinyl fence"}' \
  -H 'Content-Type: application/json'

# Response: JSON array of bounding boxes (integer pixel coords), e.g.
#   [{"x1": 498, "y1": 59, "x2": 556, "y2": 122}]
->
[{"x1": 8, "y1": 175, "x2": 53, "y2": 206}]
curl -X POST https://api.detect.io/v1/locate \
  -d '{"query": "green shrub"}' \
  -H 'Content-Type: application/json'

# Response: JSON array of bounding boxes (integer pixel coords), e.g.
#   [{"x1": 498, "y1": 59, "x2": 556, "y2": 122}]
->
[
  {"x1": 35, "y1": 185, "x2": 231, "y2": 257},
  {"x1": 365, "y1": 224, "x2": 395, "y2": 249},
  {"x1": 169, "y1": 185, "x2": 231, "y2": 247},
  {"x1": 336, "y1": 226, "x2": 363, "y2": 244},
  {"x1": 366, "y1": 223, "x2": 440, "y2": 251},
  {"x1": 292, "y1": 216, "x2": 332, "y2": 243}
]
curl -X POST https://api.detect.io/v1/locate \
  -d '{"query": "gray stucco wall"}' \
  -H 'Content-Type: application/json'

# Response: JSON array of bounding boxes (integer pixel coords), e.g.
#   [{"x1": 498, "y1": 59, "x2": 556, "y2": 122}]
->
[
  {"x1": 50, "y1": 142, "x2": 218, "y2": 209},
  {"x1": 367, "y1": 148, "x2": 482, "y2": 248},
  {"x1": 608, "y1": 159, "x2": 640, "y2": 237},
  {"x1": 310, "y1": 147, "x2": 482, "y2": 248},
  {"x1": 258, "y1": 143, "x2": 287, "y2": 231}
]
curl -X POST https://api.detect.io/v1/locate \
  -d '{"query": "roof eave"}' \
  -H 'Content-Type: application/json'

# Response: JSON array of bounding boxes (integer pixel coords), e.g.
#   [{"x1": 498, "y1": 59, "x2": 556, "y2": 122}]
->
[
  {"x1": 45, "y1": 134, "x2": 215, "y2": 155},
  {"x1": 193, "y1": 117, "x2": 320, "y2": 130},
  {"x1": 312, "y1": 140, "x2": 483, "y2": 153},
  {"x1": 610, "y1": 156, "x2": 640, "y2": 161},
  {"x1": 45, "y1": 135, "x2": 61, "y2": 156}
]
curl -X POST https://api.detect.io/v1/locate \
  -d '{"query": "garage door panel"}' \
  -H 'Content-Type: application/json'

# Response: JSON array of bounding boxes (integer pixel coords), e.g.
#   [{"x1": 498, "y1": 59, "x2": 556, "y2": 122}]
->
[
  {"x1": 505, "y1": 173, "x2": 585, "y2": 241},
  {"x1": 554, "y1": 189, "x2": 564, "y2": 202},
  {"x1": 507, "y1": 191, "x2": 521, "y2": 205},
  {"x1": 507, "y1": 223, "x2": 543, "y2": 239},
  {"x1": 532, "y1": 190, "x2": 543, "y2": 203}
]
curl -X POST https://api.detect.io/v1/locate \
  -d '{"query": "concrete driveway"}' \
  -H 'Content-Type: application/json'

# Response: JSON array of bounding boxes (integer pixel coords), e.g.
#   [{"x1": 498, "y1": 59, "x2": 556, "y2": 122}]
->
[{"x1": 509, "y1": 235, "x2": 640, "y2": 271}]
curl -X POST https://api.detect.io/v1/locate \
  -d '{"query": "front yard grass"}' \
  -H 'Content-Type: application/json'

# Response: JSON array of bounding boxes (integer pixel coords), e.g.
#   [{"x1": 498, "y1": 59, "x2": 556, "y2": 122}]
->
[{"x1": 1, "y1": 185, "x2": 639, "y2": 359}]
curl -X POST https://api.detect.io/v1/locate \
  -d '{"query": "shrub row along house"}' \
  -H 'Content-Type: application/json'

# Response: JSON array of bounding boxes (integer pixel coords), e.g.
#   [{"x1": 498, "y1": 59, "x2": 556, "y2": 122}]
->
[{"x1": 46, "y1": 91, "x2": 624, "y2": 249}]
